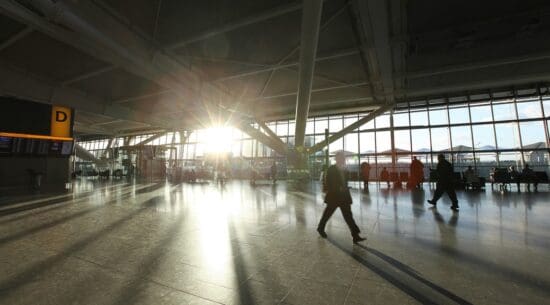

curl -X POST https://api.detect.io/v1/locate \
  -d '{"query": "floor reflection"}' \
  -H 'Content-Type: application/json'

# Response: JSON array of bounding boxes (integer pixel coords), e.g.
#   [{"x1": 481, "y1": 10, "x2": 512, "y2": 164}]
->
[{"x1": 0, "y1": 180, "x2": 549, "y2": 304}]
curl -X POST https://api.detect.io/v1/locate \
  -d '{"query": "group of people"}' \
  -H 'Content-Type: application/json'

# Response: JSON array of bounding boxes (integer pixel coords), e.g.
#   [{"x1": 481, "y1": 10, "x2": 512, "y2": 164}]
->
[
  {"x1": 359, "y1": 156, "x2": 425, "y2": 190},
  {"x1": 318, "y1": 152, "x2": 460, "y2": 244},
  {"x1": 492, "y1": 164, "x2": 539, "y2": 192},
  {"x1": 250, "y1": 162, "x2": 278, "y2": 186}
]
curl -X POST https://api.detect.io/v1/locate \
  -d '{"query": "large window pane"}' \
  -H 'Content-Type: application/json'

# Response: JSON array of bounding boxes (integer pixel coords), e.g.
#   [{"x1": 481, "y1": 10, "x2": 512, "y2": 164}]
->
[
  {"x1": 449, "y1": 106, "x2": 469, "y2": 124},
  {"x1": 472, "y1": 124, "x2": 495, "y2": 150},
  {"x1": 376, "y1": 114, "x2": 390, "y2": 129},
  {"x1": 329, "y1": 117, "x2": 342, "y2": 132},
  {"x1": 359, "y1": 114, "x2": 375, "y2": 130},
  {"x1": 492, "y1": 101, "x2": 516, "y2": 121},
  {"x1": 451, "y1": 126, "x2": 472, "y2": 149},
  {"x1": 376, "y1": 131, "x2": 391, "y2": 152},
  {"x1": 393, "y1": 111, "x2": 409, "y2": 127},
  {"x1": 315, "y1": 119, "x2": 328, "y2": 134},
  {"x1": 359, "y1": 132, "x2": 375, "y2": 153},
  {"x1": 431, "y1": 127, "x2": 450, "y2": 151},
  {"x1": 232, "y1": 129, "x2": 243, "y2": 140},
  {"x1": 288, "y1": 121, "x2": 295, "y2": 136},
  {"x1": 304, "y1": 135, "x2": 315, "y2": 148},
  {"x1": 475, "y1": 152, "x2": 497, "y2": 177},
  {"x1": 344, "y1": 115, "x2": 358, "y2": 129},
  {"x1": 517, "y1": 101, "x2": 542, "y2": 119},
  {"x1": 329, "y1": 138, "x2": 343, "y2": 153},
  {"x1": 231, "y1": 142, "x2": 241, "y2": 157},
  {"x1": 396, "y1": 154, "x2": 412, "y2": 175},
  {"x1": 525, "y1": 151, "x2": 549, "y2": 173},
  {"x1": 242, "y1": 140, "x2": 253, "y2": 157},
  {"x1": 498, "y1": 151, "x2": 521, "y2": 168},
  {"x1": 410, "y1": 110, "x2": 428, "y2": 126},
  {"x1": 394, "y1": 130, "x2": 411, "y2": 151},
  {"x1": 312, "y1": 136, "x2": 325, "y2": 157},
  {"x1": 543, "y1": 98, "x2": 550, "y2": 117},
  {"x1": 453, "y1": 151, "x2": 474, "y2": 174},
  {"x1": 470, "y1": 104, "x2": 492, "y2": 123},
  {"x1": 429, "y1": 107, "x2": 448, "y2": 125},
  {"x1": 305, "y1": 120, "x2": 315, "y2": 135},
  {"x1": 411, "y1": 129, "x2": 430, "y2": 152},
  {"x1": 276, "y1": 122, "x2": 287, "y2": 136},
  {"x1": 195, "y1": 143, "x2": 204, "y2": 157},
  {"x1": 288, "y1": 136, "x2": 295, "y2": 147},
  {"x1": 344, "y1": 133, "x2": 358, "y2": 155},
  {"x1": 183, "y1": 144, "x2": 192, "y2": 159},
  {"x1": 495, "y1": 123, "x2": 520, "y2": 149},
  {"x1": 519, "y1": 121, "x2": 547, "y2": 148}
]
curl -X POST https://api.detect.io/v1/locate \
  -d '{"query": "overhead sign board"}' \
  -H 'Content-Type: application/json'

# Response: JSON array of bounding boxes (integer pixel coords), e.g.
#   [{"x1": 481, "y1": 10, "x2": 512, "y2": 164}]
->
[
  {"x1": 0, "y1": 96, "x2": 74, "y2": 140},
  {"x1": 50, "y1": 105, "x2": 72, "y2": 138}
]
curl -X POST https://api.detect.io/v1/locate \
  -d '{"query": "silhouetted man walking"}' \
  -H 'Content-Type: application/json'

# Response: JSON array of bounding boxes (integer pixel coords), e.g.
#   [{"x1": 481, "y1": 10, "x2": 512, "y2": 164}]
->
[
  {"x1": 317, "y1": 151, "x2": 366, "y2": 243},
  {"x1": 428, "y1": 154, "x2": 459, "y2": 211}
]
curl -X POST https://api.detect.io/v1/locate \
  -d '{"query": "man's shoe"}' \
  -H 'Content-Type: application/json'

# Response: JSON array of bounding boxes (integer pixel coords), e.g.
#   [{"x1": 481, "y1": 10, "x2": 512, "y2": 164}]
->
[
  {"x1": 317, "y1": 228, "x2": 327, "y2": 238},
  {"x1": 353, "y1": 235, "x2": 366, "y2": 244},
  {"x1": 450, "y1": 205, "x2": 459, "y2": 211},
  {"x1": 427, "y1": 200, "x2": 436, "y2": 206}
]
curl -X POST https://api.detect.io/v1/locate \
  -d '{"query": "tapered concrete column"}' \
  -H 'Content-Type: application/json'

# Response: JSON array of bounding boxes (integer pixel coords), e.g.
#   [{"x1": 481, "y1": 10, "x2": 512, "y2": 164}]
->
[{"x1": 294, "y1": 0, "x2": 324, "y2": 148}]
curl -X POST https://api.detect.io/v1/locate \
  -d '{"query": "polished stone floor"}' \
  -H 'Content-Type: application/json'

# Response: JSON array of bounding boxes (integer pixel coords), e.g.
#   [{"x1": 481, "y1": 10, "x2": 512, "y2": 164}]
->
[{"x1": 0, "y1": 179, "x2": 549, "y2": 305}]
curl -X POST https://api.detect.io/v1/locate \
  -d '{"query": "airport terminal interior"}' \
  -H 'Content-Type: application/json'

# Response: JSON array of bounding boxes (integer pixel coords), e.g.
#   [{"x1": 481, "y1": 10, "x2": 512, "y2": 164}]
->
[{"x1": 0, "y1": 0, "x2": 549, "y2": 304}]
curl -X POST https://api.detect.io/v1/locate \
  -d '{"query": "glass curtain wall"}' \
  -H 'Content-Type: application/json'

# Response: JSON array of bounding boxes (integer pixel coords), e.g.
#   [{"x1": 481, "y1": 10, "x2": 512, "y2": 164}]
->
[{"x1": 77, "y1": 88, "x2": 550, "y2": 179}]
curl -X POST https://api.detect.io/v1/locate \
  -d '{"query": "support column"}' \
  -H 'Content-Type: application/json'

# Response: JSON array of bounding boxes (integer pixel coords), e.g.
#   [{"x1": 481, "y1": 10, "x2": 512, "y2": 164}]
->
[
  {"x1": 294, "y1": 0, "x2": 324, "y2": 148},
  {"x1": 390, "y1": 111, "x2": 397, "y2": 186}
]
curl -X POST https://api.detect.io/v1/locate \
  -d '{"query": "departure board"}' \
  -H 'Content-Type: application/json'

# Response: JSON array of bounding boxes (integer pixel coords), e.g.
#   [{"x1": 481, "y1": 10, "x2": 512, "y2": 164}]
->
[{"x1": 0, "y1": 96, "x2": 74, "y2": 140}]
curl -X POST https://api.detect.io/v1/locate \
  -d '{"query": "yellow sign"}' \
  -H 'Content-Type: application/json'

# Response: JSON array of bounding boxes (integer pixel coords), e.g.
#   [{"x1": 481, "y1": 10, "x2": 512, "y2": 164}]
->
[{"x1": 50, "y1": 105, "x2": 72, "y2": 138}]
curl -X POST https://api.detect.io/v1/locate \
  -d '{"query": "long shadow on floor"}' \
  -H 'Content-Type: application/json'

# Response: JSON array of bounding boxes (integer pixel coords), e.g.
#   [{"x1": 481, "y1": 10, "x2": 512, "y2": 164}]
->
[
  {"x1": 228, "y1": 221, "x2": 254, "y2": 305},
  {"x1": 327, "y1": 238, "x2": 473, "y2": 305},
  {"x1": 107, "y1": 194, "x2": 196, "y2": 305},
  {"x1": 0, "y1": 203, "x2": 154, "y2": 301},
  {"x1": 134, "y1": 183, "x2": 165, "y2": 195},
  {"x1": 0, "y1": 183, "x2": 134, "y2": 218},
  {"x1": 412, "y1": 236, "x2": 550, "y2": 297},
  {"x1": 0, "y1": 183, "x2": 157, "y2": 245}
]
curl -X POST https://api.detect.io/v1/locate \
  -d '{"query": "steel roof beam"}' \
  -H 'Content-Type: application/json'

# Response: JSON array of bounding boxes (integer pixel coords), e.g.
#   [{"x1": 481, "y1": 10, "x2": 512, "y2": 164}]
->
[
  {"x1": 0, "y1": 0, "x2": 228, "y2": 110},
  {"x1": 249, "y1": 81, "x2": 370, "y2": 102},
  {"x1": 167, "y1": 2, "x2": 303, "y2": 50},
  {"x1": 308, "y1": 103, "x2": 394, "y2": 154},
  {"x1": 0, "y1": 62, "x2": 181, "y2": 130},
  {"x1": 61, "y1": 66, "x2": 117, "y2": 86},
  {"x1": 236, "y1": 123, "x2": 287, "y2": 155},
  {"x1": 256, "y1": 120, "x2": 287, "y2": 148},
  {"x1": 212, "y1": 48, "x2": 359, "y2": 83},
  {"x1": 399, "y1": 51, "x2": 550, "y2": 80},
  {"x1": 135, "y1": 132, "x2": 166, "y2": 146},
  {"x1": 0, "y1": 26, "x2": 32, "y2": 51}
]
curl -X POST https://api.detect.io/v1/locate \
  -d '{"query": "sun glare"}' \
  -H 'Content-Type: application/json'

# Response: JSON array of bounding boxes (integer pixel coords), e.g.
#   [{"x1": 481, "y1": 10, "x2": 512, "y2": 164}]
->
[{"x1": 204, "y1": 126, "x2": 233, "y2": 154}]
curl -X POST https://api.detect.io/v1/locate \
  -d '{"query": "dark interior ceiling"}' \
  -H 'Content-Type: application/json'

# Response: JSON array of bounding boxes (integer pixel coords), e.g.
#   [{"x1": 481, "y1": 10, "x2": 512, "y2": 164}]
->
[{"x1": 1, "y1": 0, "x2": 550, "y2": 138}]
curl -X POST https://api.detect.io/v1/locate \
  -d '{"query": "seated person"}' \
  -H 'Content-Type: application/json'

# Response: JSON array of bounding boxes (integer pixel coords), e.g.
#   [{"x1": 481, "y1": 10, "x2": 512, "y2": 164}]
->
[
  {"x1": 508, "y1": 165, "x2": 521, "y2": 191},
  {"x1": 489, "y1": 167, "x2": 496, "y2": 183},
  {"x1": 522, "y1": 164, "x2": 538, "y2": 192},
  {"x1": 463, "y1": 166, "x2": 479, "y2": 186}
]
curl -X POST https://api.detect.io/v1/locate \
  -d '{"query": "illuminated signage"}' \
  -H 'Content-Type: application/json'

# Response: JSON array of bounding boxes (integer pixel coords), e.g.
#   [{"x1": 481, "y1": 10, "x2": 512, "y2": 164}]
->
[
  {"x1": 50, "y1": 105, "x2": 72, "y2": 138},
  {"x1": 1, "y1": 96, "x2": 74, "y2": 140}
]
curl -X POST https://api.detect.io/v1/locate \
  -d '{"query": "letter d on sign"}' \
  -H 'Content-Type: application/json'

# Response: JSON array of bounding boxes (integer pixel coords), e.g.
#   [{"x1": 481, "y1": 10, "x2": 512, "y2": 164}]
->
[
  {"x1": 51, "y1": 105, "x2": 72, "y2": 138},
  {"x1": 56, "y1": 111, "x2": 67, "y2": 122}
]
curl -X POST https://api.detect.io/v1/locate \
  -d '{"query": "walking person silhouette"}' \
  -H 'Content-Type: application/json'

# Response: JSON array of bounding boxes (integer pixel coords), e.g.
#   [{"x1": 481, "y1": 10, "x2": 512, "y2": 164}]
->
[
  {"x1": 317, "y1": 151, "x2": 366, "y2": 243},
  {"x1": 428, "y1": 154, "x2": 459, "y2": 211}
]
